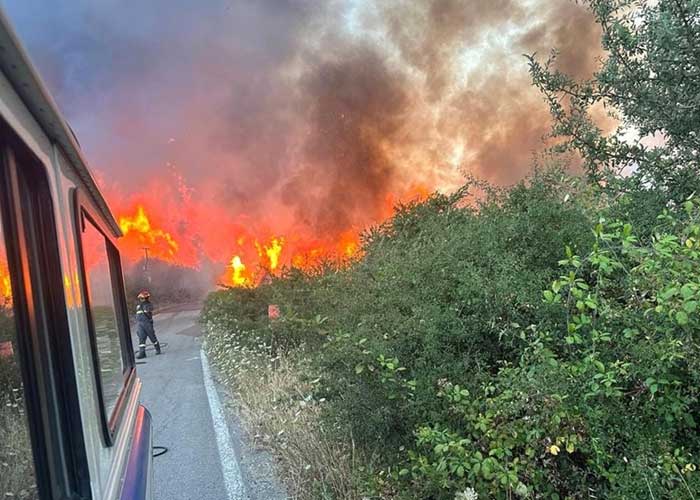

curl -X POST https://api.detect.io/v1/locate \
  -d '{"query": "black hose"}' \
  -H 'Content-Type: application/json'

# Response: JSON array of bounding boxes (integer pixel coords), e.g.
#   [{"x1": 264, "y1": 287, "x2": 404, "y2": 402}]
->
[{"x1": 153, "y1": 446, "x2": 169, "y2": 458}]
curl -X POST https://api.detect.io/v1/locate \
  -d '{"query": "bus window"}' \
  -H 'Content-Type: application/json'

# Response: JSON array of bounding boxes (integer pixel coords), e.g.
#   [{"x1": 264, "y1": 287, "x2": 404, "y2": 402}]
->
[
  {"x1": 0, "y1": 219, "x2": 37, "y2": 498},
  {"x1": 81, "y1": 217, "x2": 125, "y2": 419}
]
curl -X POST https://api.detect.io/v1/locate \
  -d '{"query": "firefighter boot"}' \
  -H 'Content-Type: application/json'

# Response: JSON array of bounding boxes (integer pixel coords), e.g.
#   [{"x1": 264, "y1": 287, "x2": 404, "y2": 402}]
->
[
  {"x1": 154, "y1": 342, "x2": 161, "y2": 355},
  {"x1": 136, "y1": 345, "x2": 146, "y2": 359}
]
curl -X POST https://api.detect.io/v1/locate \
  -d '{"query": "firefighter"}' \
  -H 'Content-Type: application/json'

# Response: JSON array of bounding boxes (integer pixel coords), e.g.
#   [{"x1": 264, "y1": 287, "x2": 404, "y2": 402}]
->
[{"x1": 135, "y1": 290, "x2": 161, "y2": 359}]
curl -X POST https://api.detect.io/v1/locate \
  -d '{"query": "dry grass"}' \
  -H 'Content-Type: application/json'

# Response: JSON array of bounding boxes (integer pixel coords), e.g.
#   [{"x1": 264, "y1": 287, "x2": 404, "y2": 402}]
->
[
  {"x1": 205, "y1": 325, "x2": 364, "y2": 500},
  {"x1": 0, "y1": 391, "x2": 38, "y2": 499},
  {"x1": 234, "y1": 357, "x2": 361, "y2": 499}
]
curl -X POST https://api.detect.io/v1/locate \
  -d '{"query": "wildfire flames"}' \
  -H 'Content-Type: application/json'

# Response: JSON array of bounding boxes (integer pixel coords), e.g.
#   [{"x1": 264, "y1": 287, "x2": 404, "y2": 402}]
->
[
  {"x1": 224, "y1": 232, "x2": 362, "y2": 288},
  {"x1": 229, "y1": 255, "x2": 250, "y2": 287},
  {"x1": 119, "y1": 205, "x2": 179, "y2": 260},
  {"x1": 110, "y1": 184, "x2": 422, "y2": 288}
]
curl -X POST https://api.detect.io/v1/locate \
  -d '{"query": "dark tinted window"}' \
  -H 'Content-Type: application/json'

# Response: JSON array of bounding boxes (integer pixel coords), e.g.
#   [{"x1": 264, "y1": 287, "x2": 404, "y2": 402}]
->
[{"x1": 81, "y1": 217, "x2": 125, "y2": 418}]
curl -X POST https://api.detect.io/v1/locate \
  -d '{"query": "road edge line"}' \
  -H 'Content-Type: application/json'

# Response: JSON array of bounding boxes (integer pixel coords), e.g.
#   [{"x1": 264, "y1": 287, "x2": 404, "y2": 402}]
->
[{"x1": 201, "y1": 348, "x2": 247, "y2": 500}]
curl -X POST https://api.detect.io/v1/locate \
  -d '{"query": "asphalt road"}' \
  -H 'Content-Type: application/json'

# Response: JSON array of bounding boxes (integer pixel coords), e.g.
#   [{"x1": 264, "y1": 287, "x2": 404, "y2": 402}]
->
[{"x1": 137, "y1": 307, "x2": 286, "y2": 500}]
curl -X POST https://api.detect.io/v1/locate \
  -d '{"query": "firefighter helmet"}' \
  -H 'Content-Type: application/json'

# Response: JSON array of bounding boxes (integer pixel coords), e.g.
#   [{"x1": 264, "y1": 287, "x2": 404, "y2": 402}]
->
[{"x1": 137, "y1": 290, "x2": 151, "y2": 300}]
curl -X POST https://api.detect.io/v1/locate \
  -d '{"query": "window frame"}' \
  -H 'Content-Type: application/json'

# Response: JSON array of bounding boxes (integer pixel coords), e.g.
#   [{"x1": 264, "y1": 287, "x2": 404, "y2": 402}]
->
[
  {"x1": 0, "y1": 121, "x2": 92, "y2": 499},
  {"x1": 73, "y1": 189, "x2": 135, "y2": 447}
]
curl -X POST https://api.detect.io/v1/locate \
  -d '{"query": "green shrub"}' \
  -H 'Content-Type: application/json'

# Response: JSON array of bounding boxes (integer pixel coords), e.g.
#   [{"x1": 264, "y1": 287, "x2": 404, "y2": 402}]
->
[
  {"x1": 312, "y1": 173, "x2": 594, "y2": 453},
  {"x1": 203, "y1": 172, "x2": 596, "y2": 492},
  {"x1": 201, "y1": 274, "x2": 330, "y2": 356},
  {"x1": 401, "y1": 202, "x2": 700, "y2": 499}
]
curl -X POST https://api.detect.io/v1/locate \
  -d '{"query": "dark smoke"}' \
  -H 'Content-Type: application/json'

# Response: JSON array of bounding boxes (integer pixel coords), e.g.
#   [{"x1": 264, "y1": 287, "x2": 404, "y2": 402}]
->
[{"x1": 284, "y1": 44, "x2": 409, "y2": 233}]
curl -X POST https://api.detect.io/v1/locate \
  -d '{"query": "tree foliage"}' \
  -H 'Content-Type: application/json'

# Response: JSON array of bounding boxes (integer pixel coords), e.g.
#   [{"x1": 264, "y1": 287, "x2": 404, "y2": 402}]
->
[{"x1": 528, "y1": 0, "x2": 700, "y2": 203}]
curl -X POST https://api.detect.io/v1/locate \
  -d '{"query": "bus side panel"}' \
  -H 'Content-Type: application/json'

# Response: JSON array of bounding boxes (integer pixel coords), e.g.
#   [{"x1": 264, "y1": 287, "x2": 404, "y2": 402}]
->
[
  {"x1": 0, "y1": 66, "x2": 52, "y2": 166},
  {"x1": 51, "y1": 149, "x2": 106, "y2": 497},
  {"x1": 53, "y1": 149, "x2": 145, "y2": 500},
  {"x1": 119, "y1": 405, "x2": 153, "y2": 500}
]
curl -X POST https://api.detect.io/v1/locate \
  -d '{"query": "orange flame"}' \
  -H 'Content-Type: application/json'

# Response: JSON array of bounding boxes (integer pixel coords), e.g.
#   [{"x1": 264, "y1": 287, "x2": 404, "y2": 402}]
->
[
  {"x1": 255, "y1": 237, "x2": 284, "y2": 272},
  {"x1": 118, "y1": 205, "x2": 179, "y2": 261},
  {"x1": 383, "y1": 183, "x2": 430, "y2": 217},
  {"x1": 265, "y1": 238, "x2": 283, "y2": 271},
  {"x1": 338, "y1": 231, "x2": 360, "y2": 258},
  {"x1": 106, "y1": 178, "x2": 433, "y2": 289},
  {"x1": 224, "y1": 231, "x2": 362, "y2": 287},
  {"x1": 0, "y1": 261, "x2": 11, "y2": 309}
]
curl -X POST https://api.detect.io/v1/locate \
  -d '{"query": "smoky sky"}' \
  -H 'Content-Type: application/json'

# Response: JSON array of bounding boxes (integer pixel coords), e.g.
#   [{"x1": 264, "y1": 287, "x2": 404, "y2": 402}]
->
[{"x1": 1, "y1": 0, "x2": 601, "y2": 248}]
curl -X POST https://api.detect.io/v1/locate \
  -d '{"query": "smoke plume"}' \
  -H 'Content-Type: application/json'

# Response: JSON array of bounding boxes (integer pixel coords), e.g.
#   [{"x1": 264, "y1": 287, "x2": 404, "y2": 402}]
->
[{"x1": 3, "y1": 0, "x2": 602, "y2": 273}]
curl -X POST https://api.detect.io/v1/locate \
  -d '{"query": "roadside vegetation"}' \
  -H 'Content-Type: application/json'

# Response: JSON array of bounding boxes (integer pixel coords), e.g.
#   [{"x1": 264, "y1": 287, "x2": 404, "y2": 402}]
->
[{"x1": 203, "y1": 1, "x2": 700, "y2": 498}]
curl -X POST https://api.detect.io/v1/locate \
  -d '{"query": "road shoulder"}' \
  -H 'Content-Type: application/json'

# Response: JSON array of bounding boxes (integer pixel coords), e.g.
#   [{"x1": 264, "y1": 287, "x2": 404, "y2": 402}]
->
[{"x1": 203, "y1": 349, "x2": 288, "y2": 500}]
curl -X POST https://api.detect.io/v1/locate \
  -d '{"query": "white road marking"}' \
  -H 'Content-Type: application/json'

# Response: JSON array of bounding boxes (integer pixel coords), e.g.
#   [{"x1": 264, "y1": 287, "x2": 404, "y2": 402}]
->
[{"x1": 201, "y1": 349, "x2": 247, "y2": 500}]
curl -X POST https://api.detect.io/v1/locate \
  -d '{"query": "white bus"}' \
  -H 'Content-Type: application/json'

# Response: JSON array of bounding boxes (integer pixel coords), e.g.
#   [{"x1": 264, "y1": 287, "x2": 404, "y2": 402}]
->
[{"x1": 0, "y1": 7, "x2": 153, "y2": 500}]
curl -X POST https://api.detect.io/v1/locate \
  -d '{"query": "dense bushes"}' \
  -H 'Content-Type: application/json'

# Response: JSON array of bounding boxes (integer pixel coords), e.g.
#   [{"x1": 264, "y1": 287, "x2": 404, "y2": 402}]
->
[
  {"x1": 308, "y1": 175, "x2": 595, "y2": 454},
  {"x1": 203, "y1": 173, "x2": 604, "y2": 496},
  {"x1": 404, "y1": 207, "x2": 700, "y2": 498}
]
